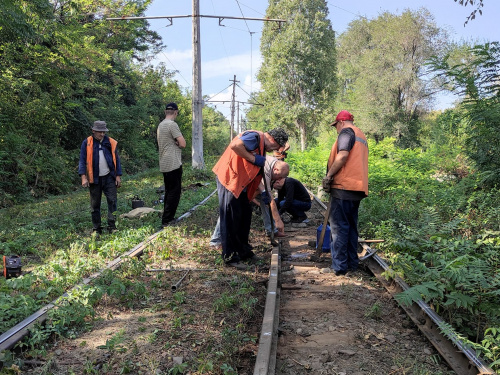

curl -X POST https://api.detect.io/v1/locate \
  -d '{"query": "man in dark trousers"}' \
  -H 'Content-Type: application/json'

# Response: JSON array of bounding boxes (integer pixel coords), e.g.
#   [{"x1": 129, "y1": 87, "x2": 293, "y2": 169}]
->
[
  {"x1": 323, "y1": 110, "x2": 368, "y2": 276},
  {"x1": 79, "y1": 121, "x2": 122, "y2": 234},
  {"x1": 212, "y1": 128, "x2": 289, "y2": 269},
  {"x1": 157, "y1": 102, "x2": 186, "y2": 227},
  {"x1": 274, "y1": 177, "x2": 312, "y2": 223}
]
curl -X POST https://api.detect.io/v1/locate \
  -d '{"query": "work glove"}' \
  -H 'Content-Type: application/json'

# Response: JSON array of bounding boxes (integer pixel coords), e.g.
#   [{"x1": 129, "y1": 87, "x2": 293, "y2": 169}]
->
[
  {"x1": 253, "y1": 154, "x2": 266, "y2": 167},
  {"x1": 322, "y1": 177, "x2": 332, "y2": 193},
  {"x1": 261, "y1": 190, "x2": 271, "y2": 205}
]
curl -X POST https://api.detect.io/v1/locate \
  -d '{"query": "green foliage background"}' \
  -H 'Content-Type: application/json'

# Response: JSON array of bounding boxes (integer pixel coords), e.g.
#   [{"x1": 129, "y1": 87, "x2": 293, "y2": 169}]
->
[{"x1": 1, "y1": 0, "x2": 500, "y2": 372}]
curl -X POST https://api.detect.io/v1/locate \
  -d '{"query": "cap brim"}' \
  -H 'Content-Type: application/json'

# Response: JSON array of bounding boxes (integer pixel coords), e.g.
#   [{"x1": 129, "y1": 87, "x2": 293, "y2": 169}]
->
[{"x1": 330, "y1": 121, "x2": 338, "y2": 127}]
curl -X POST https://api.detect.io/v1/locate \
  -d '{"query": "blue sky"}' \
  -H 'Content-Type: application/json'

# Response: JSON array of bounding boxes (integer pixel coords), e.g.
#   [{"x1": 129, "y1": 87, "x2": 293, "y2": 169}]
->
[{"x1": 144, "y1": 0, "x2": 500, "y2": 119}]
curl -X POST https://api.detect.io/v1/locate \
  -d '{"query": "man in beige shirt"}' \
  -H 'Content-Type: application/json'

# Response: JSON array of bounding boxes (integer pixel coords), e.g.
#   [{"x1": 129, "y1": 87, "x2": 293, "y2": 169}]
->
[{"x1": 157, "y1": 102, "x2": 186, "y2": 227}]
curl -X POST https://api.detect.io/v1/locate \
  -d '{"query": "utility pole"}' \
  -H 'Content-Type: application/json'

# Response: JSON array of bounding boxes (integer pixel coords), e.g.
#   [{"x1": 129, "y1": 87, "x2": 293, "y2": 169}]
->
[
  {"x1": 230, "y1": 75, "x2": 238, "y2": 140},
  {"x1": 192, "y1": 0, "x2": 204, "y2": 169},
  {"x1": 237, "y1": 101, "x2": 240, "y2": 134},
  {"x1": 107, "y1": 12, "x2": 285, "y2": 167}
]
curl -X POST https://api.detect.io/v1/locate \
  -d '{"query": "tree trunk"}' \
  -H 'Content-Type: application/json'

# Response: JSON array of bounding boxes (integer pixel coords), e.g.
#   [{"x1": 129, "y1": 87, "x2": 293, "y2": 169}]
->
[{"x1": 296, "y1": 119, "x2": 307, "y2": 151}]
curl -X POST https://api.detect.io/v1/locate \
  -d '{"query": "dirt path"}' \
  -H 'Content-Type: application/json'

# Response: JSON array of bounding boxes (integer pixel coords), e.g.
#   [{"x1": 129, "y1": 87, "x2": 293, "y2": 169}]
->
[
  {"x1": 275, "y1": 207, "x2": 454, "y2": 375},
  {"x1": 18, "y1": 198, "x2": 455, "y2": 375}
]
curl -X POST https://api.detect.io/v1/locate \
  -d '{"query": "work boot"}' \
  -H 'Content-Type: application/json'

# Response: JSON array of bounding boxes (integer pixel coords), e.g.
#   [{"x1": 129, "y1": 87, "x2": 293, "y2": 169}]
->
[
  {"x1": 225, "y1": 261, "x2": 249, "y2": 270},
  {"x1": 107, "y1": 225, "x2": 118, "y2": 234}
]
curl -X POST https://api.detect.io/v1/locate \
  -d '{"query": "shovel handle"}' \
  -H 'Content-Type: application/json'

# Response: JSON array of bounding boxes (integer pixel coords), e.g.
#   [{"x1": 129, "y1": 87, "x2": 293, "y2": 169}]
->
[{"x1": 316, "y1": 194, "x2": 333, "y2": 255}]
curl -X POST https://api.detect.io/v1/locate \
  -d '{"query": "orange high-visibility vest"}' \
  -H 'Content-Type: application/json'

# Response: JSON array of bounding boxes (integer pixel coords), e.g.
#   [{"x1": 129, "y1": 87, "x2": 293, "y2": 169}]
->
[
  {"x1": 327, "y1": 124, "x2": 368, "y2": 196},
  {"x1": 212, "y1": 131, "x2": 265, "y2": 199},
  {"x1": 86, "y1": 136, "x2": 118, "y2": 183}
]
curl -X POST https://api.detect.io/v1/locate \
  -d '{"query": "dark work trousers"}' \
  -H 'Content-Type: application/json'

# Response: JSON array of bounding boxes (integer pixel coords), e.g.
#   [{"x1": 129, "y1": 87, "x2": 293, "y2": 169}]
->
[
  {"x1": 89, "y1": 174, "x2": 117, "y2": 230},
  {"x1": 276, "y1": 198, "x2": 312, "y2": 219},
  {"x1": 162, "y1": 166, "x2": 183, "y2": 225},
  {"x1": 217, "y1": 178, "x2": 254, "y2": 263},
  {"x1": 329, "y1": 198, "x2": 360, "y2": 273}
]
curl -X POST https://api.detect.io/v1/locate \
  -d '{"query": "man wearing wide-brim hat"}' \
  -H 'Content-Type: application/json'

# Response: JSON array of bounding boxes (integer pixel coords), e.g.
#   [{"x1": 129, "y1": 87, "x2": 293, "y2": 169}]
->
[
  {"x1": 322, "y1": 110, "x2": 368, "y2": 276},
  {"x1": 78, "y1": 120, "x2": 122, "y2": 235}
]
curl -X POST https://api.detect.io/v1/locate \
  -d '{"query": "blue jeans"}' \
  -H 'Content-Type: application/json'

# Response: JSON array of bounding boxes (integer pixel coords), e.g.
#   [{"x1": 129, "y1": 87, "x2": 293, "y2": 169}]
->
[
  {"x1": 276, "y1": 198, "x2": 311, "y2": 218},
  {"x1": 210, "y1": 217, "x2": 221, "y2": 245},
  {"x1": 260, "y1": 193, "x2": 276, "y2": 235},
  {"x1": 89, "y1": 174, "x2": 117, "y2": 230},
  {"x1": 329, "y1": 198, "x2": 360, "y2": 273}
]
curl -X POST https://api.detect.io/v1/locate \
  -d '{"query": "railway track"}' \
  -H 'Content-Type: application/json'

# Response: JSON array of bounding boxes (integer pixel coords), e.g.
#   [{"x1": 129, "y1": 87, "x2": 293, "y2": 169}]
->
[
  {"x1": 1, "y1": 189, "x2": 495, "y2": 374},
  {"x1": 252, "y1": 195, "x2": 495, "y2": 375},
  {"x1": 0, "y1": 190, "x2": 217, "y2": 353}
]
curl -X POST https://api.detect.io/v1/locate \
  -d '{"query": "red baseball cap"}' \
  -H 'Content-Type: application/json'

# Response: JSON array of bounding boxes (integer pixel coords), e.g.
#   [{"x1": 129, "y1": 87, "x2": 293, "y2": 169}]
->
[{"x1": 330, "y1": 110, "x2": 354, "y2": 126}]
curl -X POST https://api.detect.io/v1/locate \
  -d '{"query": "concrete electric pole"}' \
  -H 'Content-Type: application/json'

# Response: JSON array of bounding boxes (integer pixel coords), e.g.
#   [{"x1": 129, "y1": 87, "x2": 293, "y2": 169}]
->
[{"x1": 107, "y1": 7, "x2": 285, "y2": 169}]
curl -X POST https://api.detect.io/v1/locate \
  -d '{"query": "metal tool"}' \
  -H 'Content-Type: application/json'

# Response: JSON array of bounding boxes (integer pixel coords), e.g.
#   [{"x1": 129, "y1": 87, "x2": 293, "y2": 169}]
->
[
  {"x1": 359, "y1": 247, "x2": 379, "y2": 261},
  {"x1": 263, "y1": 166, "x2": 278, "y2": 247},
  {"x1": 316, "y1": 194, "x2": 333, "y2": 256}
]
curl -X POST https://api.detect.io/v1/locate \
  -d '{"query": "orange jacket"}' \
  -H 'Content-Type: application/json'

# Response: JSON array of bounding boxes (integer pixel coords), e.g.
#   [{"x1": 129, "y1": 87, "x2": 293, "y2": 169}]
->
[
  {"x1": 212, "y1": 131, "x2": 265, "y2": 199},
  {"x1": 86, "y1": 136, "x2": 118, "y2": 183},
  {"x1": 327, "y1": 124, "x2": 368, "y2": 196}
]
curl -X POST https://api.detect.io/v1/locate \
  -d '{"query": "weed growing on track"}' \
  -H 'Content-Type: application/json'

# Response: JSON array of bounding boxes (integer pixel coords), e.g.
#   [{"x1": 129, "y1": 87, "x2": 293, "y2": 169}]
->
[{"x1": 0, "y1": 167, "x2": 217, "y2": 360}]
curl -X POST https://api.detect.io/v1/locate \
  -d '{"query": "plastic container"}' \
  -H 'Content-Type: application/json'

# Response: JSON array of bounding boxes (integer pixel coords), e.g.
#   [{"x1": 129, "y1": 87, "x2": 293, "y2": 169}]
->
[{"x1": 316, "y1": 224, "x2": 331, "y2": 253}]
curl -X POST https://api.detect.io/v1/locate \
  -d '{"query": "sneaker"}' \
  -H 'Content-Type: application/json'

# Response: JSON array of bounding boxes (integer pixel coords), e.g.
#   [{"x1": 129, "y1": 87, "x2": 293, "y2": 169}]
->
[
  {"x1": 107, "y1": 226, "x2": 118, "y2": 234},
  {"x1": 209, "y1": 241, "x2": 222, "y2": 248},
  {"x1": 320, "y1": 268, "x2": 346, "y2": 276},
  {"x1": 92, "y1": 227, "x2": 102, "y2": 235},
  {"x1": 290, "y1": 216, "x2": 307, "y2": 223},
  {"x1": 161, "y1": 219, "x2": 177, "y2": 228}
]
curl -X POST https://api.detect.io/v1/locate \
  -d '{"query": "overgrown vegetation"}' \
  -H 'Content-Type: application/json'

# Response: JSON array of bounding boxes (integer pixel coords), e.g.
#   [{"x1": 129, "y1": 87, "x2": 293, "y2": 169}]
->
[
  {"x1": 0, "y1": 0, "x2": 229, "y2": 207},
  {"x1": 1, "y1": 0, "x2": 500, "y2": 373}
]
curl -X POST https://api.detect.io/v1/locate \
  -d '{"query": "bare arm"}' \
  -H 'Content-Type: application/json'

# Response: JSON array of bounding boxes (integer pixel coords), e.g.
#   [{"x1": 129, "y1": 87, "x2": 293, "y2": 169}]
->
[
  {"x1": 326, "y1": 150, "x2": 349, "y2": 179},
  {"x1": 270, "y1": 199, "x2": 284, "y2": 233},
  {"x1": 175, "y1": 136, "x2": 186, "y2": 148},
  {"x1": 81, "y1": 175, "x2": 89, "y2": 188}
]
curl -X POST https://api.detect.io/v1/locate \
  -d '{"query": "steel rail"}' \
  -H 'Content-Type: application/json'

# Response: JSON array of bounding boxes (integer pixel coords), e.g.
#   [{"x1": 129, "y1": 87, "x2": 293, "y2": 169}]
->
[
  {"x1": 313, "y1": 193, "x2": 494, "y2": 374},
  {"x1": 0, "y1": 189, "x2": 218, "y2": 352},
  {"x1": 253, "y1": 242, "x2": 282, "y2": 375},
  {"x1": 362, "y1": 244, "x2": 494, "y2": 375}
]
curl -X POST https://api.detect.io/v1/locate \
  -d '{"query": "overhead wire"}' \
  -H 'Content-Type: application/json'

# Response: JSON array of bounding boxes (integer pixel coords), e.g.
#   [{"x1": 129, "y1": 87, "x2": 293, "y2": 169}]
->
[
  {"x1": 205, "y1": 83, "x2": 234, "y2": 102},
  {"x1": 160, "y1": 51, "x2": 192, "y2": 88},
  {"x1": 327, "y1": 1, "x2": 368, "y2": 20}
]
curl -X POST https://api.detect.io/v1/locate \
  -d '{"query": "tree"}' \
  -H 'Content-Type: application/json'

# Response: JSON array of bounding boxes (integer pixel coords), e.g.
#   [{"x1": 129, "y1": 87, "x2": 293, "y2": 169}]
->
[
  {"x1": 453, "y1": 0, "x2": 484, "y2": 24},
  {"x1": 253, "y1": 0, "x2": 337, "y2": 151},
  {"x1": 0, "y1": 0, "x2": 173, "y2": 204},
  {"x1": 336, "y1": 9, "x2": 449, "y2": 146},
  {"x1": 430, "y1": 42, "x2": 500, "y2": 184}
]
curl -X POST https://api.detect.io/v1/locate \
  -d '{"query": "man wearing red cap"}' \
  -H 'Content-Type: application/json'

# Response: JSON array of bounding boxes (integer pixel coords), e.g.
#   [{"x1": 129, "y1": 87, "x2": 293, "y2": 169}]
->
[{"x1": 323, "y1": 110, "x2": 368, "y2": 276}]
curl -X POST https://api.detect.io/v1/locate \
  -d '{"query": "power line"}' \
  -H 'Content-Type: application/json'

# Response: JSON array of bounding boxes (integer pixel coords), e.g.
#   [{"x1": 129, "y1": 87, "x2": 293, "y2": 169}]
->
[
  {"x1": 204, "y1": 83, "x2": 233, "y2": 102},
  {"x1": 160, "y1": 51, "x2": 192, "y2": 88},
  {"x1": 235, "y1": 0, "x2": 252, "y2": 33},
  {"x1": 210, "y1": 0, "x2": 233, "y2": 75},
  {"x1": 327, "y1": 1, "x2": 368, "y2": 20}
]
